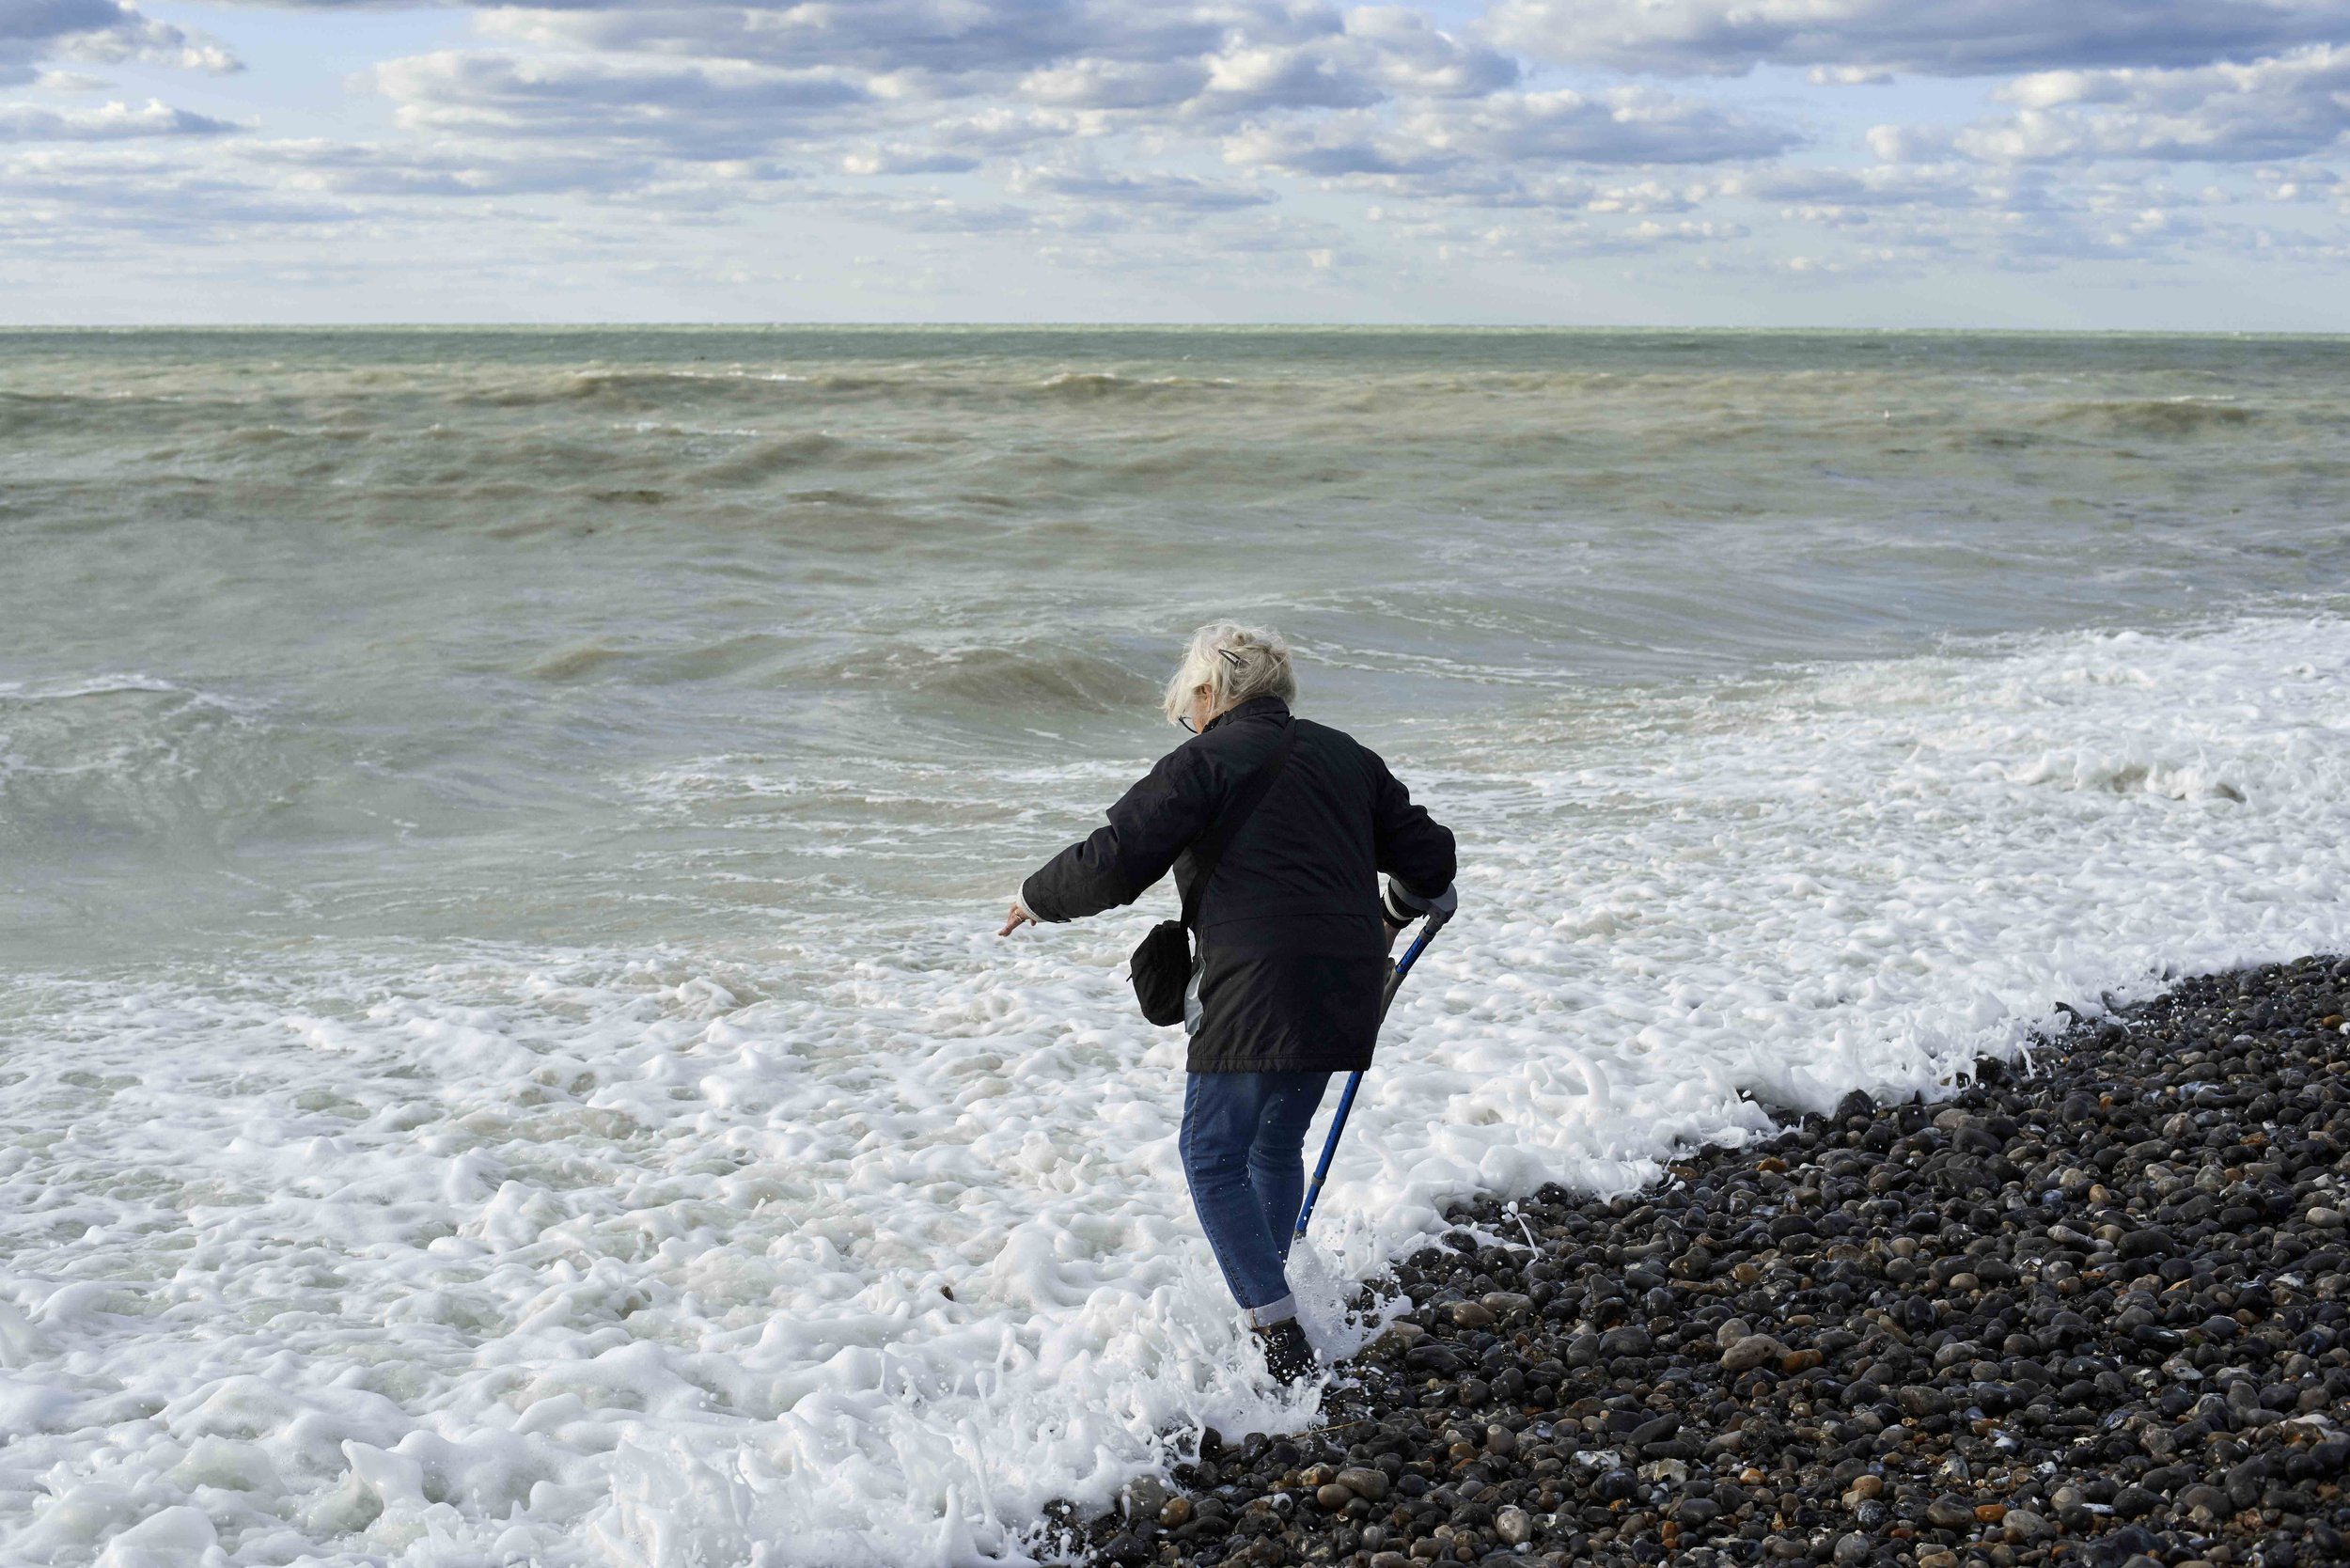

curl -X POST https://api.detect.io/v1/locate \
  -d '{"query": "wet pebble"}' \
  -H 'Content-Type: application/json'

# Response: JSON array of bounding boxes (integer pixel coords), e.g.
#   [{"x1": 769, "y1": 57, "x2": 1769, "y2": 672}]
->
[{"x1": 1073, "y1": 954, "x2": 2350, "y2": 1568}]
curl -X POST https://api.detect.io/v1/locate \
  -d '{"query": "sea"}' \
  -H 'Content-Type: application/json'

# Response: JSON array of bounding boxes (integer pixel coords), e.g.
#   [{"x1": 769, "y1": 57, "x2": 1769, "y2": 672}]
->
[{"x1": 3, "y1": 327, "x2": 2348, "y2": 1566}]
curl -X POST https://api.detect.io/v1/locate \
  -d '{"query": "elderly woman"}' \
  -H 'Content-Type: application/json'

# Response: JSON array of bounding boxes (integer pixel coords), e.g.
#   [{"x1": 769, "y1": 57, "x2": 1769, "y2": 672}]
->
[{"x1": 999, "y1": 623, "x2": 1455, "y2": 1384}]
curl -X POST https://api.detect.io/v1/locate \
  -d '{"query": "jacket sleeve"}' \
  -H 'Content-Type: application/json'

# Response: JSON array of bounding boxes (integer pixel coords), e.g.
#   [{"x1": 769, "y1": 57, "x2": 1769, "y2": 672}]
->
[
  {"x1": 1020, "y1": 744, "x2": 1216, "y2": 923},
  {"x1": 1367, "y1": 747, "x2": 1456, "y2": 902}
]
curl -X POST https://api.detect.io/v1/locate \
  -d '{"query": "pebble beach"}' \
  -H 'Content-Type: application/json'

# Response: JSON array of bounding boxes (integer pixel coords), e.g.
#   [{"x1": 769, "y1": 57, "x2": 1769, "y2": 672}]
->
[{"x1": 1086, "y1": 955, "x2": 2350, "y2": 1568}]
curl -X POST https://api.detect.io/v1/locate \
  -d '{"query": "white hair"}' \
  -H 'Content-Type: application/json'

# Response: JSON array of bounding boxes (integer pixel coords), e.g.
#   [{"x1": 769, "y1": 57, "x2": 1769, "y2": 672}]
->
[{"x1": 1161, "y1": 621, "x2": 1297, "y2": 727}]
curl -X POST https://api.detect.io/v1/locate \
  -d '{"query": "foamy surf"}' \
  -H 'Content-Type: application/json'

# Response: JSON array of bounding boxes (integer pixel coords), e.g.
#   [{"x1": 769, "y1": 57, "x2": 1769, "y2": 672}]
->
[{"x1": 4, "y1": 615, "x2": 2348, "y2": 1565}]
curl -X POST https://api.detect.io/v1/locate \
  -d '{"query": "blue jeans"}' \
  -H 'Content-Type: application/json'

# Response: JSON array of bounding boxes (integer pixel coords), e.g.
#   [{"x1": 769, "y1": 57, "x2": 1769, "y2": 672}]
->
[{"x1": 1179, "y1": 1071, "x2": 1332, "y2": 1325}]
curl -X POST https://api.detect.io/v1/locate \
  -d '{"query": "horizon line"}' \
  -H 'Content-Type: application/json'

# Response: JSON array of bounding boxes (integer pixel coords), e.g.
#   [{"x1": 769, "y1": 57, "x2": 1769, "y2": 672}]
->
[{"x1": 7, "y1": 321, "x2": 2349, "y2": 337}]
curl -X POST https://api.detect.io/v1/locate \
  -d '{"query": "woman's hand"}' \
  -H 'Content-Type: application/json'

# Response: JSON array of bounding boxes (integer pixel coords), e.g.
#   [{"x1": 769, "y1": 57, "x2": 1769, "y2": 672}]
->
[{"x1": 998, "y1": 902, "x2": 1035, "y2": 937}]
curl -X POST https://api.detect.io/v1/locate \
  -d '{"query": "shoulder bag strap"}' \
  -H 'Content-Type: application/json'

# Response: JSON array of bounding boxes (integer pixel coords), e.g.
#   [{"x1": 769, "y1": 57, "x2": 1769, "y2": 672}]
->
[{"x1": 1178, "y1": 718, "x2": 1297, "y2": 933}]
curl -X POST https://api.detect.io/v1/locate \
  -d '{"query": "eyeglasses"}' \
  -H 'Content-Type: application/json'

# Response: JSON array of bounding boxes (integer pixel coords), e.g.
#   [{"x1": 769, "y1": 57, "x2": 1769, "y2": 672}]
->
[{"x1": 1181, "y1": 649, "x2": 1250, "y2": 732}]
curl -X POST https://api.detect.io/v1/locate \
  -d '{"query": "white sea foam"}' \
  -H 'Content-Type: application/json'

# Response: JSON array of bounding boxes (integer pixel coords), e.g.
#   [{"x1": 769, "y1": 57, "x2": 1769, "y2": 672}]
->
[
  {"x1": 5, "y1": 616, "x2": 2350, "y2": 1566},
  {"x1": 0, "y1": 673, "x2": 194, "y2": 702}
]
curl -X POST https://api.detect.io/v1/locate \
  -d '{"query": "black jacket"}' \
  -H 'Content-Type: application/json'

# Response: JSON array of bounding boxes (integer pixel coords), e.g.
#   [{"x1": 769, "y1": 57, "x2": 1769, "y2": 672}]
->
[{"x1": 1022, "y1": 696, "x2": 1456, "y2": 1073}]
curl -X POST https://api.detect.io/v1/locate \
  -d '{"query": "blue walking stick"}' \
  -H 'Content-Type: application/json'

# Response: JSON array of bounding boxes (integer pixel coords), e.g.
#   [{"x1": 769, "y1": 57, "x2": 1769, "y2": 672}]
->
[{"x1": 1293, "y1": 887, "x2": 1456, "y2": 1239}]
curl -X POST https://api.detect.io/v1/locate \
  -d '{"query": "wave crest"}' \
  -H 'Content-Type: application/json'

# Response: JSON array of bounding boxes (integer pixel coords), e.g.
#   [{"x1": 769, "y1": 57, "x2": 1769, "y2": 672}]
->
[
  {"x1": 832, "y1": 643, "x2": 1157, "y2": 713},
  {"x1": 2046, "y1": 398, "x2": 2259, "y2": 438}
]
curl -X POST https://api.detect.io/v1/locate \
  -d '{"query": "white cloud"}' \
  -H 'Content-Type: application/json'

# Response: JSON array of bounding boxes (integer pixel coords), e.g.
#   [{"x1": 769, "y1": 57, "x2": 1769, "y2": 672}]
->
[
  {"x1": 1807, "y1": 65, "x2": 1893, "y2": 86},
  {"x1": 1, "y1": 1, "x2": 240, "y2": 86},
  {"x1": 1010, "y1": 162, "x2": 1275, "y2": 208},
  {"x1": 1187, "y1": 39, "x2": 1387, "y2": 116},
  {"x1": 1949, "y1": 43, "x2": 2350, "y2": 163},
  {"x1": 1003, "y1": 8, "x2": 1514, "y2": 116},
  {"x1": 1866, "y1": 123, "x2": 1952, "y2": 165},
  {"x1": 0, "y1": 95, "x2": 240, "y2": 139},
  {"x1": 923, "y1": 105, "x2": 1077, "y2": 152},
  {"x1": 1346, "y1": 7, "x2": 1518, "y2": 96},
  {"x1": 370, "y1": 50, "x2": 871, "y2": 157},
  {"x1": 2252, "y1": 161, "x2": 2342, "y2": 198},
  {"x1": 12, "y1": 0, "x2": 2348, "y2": 315},
  {"x1": 1226, "y1": 85, "x2": 1800, "y2": 187},
  {"x1": 1727, "y1": 164, "x2": 1986, "y2": 211},
  {"x1": 1018, "y1": 55, "x2": 1211, "y2": 110},
  {"x1": 472, "y1": 2, "x2": 1232, "y2": 81},
  {"x1": 0, "y1": 145, "x2": 346, "y2": 240},
  {"x1": 840, "y1": 143, "x2": 982, "y2": 175},
  {"x1": 1402, "y1": 208, "x2": 1756, "y2": 263},
  {"x1": 1221, "y1": 113, "x2": 1410, "y2": 176},
  {"x1": 1480, "y1": 0, "x2": 2350, "y2": 77},
  {"x1": 817, "y1": 189, "x2": 1042, "y2": 231},
  {"x1": 326, "y1": 1, "x2": 1541, "y2": 232},
  {"x1": 406, "y1": 3, "x2": 1514, "y2": 137},
  {"x1": 1419, "y1": 86, "x2": 1798, "y2": 164},
  {"x1": 243, "y1": 136, "x2": 670, "y2": 196}
]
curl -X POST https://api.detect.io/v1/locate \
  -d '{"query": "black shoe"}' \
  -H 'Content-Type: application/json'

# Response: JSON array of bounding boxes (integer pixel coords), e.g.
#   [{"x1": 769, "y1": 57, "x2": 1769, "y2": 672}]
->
[{"x1": 1253, "y1": 1318, "x2": 1318, "y2": 1386}]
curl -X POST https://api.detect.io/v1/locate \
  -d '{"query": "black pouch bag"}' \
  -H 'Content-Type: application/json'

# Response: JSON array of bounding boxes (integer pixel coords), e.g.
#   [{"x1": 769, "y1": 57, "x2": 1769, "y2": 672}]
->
[{"x1": 1129, "y1": 719, "x2": 1296, "y2": 1027}]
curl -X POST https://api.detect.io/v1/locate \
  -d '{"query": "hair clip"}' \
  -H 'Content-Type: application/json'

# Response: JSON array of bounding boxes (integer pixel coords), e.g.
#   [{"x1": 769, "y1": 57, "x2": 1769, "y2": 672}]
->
[{"x1": 1218, "y1": 648, "x2": 1246, "y2": 667}]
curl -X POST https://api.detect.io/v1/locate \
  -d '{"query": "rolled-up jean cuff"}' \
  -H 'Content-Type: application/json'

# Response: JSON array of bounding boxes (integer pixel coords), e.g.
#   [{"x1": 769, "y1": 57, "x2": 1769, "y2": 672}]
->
[{"x1": 1247, "y1": 1294, "x2": 1297, "y2": 1329}]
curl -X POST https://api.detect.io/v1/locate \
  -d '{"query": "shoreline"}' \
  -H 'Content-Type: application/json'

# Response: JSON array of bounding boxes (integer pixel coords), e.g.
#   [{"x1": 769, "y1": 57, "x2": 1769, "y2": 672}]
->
[{"x1": 1080, "y1": 954, "x2": 2350, "y2": 1568}]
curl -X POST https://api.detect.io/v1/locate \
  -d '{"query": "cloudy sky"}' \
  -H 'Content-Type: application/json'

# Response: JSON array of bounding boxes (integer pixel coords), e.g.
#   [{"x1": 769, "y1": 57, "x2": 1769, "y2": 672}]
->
[{"x1": 7, "y1": 0, "x2": 2350, "y2": 325}]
